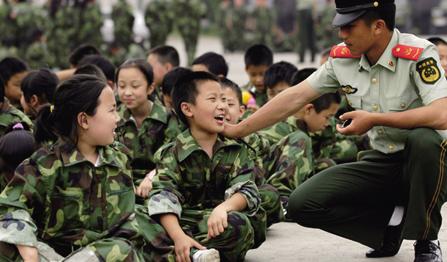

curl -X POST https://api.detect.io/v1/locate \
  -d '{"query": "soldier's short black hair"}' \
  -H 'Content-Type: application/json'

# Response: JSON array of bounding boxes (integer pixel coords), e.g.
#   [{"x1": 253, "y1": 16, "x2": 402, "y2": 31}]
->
[
  {"x1": 0, "y1": 126, "x2": 35, "y2": 174},
  {"x1": 78, "y1": 55, "x2": 116, "y2": 83},
  {"x1": 21, "y1": 69, "x2": 58, "y2": 104},
  {"x1": 149, "y1": 45, "x2": 180, "y2": 67},
  {"x1": 192, "y1": 52, "x2": 229, "y2": 77},
  {"x1": 360, "y1": 6, "x2": 396, "y2": 31},
  {"x1": 427, "y1": 37, "x2": 447, "y2": 46},
  {"x1": 69, "y1": 44, "x2": 100, "y2": 67},
  {"x1": 74, "y1": 64, "x2": 107, "y2": 81},
  {"x1": 264, "y1": 61, "x2": 298, "y2": 89},
  {"x1": 220, "y1": 77, "x2": 242, "y2": 105},
  {"x1": 291, "y1": 67, "x2": 317, "y2": 85},
  {"x1": 161, "y1": 67, "x2": 192, "y2": 96},
  {"x1": 0, "y1": 57, "x2": 28, "y2": 103},
  {"x1": 172, "y1": 71, "x2": 219, "y2": 126},
  {"x1": 35, "y1": 74, "x2": 108, "y2": 145},
  {"x1": 312, "y1": 92, "x2": 342, "y2": 113},
  {"x1": 244, "y1": 44, "x2": 273, "y2": 68},
  {"x1": 115, "y1": 59, "x2": 154, "y2": 88}
]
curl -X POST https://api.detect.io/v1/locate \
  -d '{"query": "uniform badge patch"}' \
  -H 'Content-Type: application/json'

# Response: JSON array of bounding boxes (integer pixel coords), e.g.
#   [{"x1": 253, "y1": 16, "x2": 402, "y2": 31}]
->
[
  {"x1": 340, "y1": 85, "x2": 358, "y2": 94},
  {"x1": 416, "y1": 57, "x2": 441, "y2": 84}
]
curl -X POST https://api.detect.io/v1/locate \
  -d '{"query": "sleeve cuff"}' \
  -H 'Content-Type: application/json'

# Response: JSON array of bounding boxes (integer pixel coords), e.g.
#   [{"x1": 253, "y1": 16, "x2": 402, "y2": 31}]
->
[
  {"x1": 225, "y1": 181, "x2": 261, "y2": 216},
  {"x1": 0, "y1": 210, "x2": 38, "y2": 247}
]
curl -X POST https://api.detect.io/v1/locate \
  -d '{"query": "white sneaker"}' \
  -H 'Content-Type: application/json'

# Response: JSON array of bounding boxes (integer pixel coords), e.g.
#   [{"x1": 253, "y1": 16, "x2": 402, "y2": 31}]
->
[{"x1": 192, "y1": 248, "x2": 220, "y2": 262}]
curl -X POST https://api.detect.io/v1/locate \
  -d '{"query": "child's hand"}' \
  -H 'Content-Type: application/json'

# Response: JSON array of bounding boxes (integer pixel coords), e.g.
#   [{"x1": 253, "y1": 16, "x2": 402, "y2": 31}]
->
[
  {"x1": 17, "y1": 245, "x2": 39, "y2": 262},
  {"x1": 173, "y1": 234, "x2": 205, "y2": 262},
  {"x1": 207, "y1": 206, "x2": 228, "y2": 239},
  {"x1": 135, "y1": 170, "x2": 155, "y2": 198}
]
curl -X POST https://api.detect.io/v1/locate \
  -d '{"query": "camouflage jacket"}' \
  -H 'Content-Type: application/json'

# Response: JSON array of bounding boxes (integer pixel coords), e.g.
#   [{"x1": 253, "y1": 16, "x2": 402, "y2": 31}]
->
[
  {"x1": 242, "y1": 133, "x2": 271, "y2": 185},
  {"x1": 0, "y1": 102, "x2": 33, "y2": 137},
  {"x1": 0, "y1": 141, "x2": 135, "y2": 256},
  {"x1": 148, "y1": 130, "x2": 261, "y2": 218},
  {"x1": 259, "y1": 116, "x2": 298, "y2": 145},
  {"x1": 116, "y1": 101, "x2": 176, "y2": 180}
]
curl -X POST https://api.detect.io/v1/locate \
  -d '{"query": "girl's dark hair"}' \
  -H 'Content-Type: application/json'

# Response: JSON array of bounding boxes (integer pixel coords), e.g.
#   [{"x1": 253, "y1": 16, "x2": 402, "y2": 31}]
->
[
  {"x1": 35, "y1": 74, "x2": 108, "y2": 145},
  {"x1": 220, "y1": 77, "x2": 242, "y2": 105},
  {"x1": 172, "y1": 71, "x2": 219, "y2": 126},
  {"x1": 115, "y1": 59, "x2": 154, "y2": 87},
  {"x1": 21, "y1": 69, "x2": 59, "y2": 104},
  {"x1": 78, "y1": 55, "x2": 116, "y2": 83},
  {"x1": 74, "y1": 64, "x2": 107, "y2": 81},
  {"x1": 0, "y1": 124, "x2": 35, "y2": 173},
  {"x1": 0, "y1": 57, "x2": 28, "y2": 103}
]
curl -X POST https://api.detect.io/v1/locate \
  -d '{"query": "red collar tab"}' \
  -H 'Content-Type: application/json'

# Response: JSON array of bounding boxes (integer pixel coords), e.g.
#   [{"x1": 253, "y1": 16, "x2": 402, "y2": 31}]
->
[
  {"x1": 329, "y1": 46, "x2": 361, "y2": 59},
  {"x1": 392, "y1": 44, "x2": 423, "y2": 61}
]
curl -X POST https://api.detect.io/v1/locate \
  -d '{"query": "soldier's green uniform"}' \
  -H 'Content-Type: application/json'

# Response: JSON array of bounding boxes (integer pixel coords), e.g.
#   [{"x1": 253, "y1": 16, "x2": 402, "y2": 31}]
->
[
  {"x1": 109, "y1": 0, "x2": 135, "y2": 66},
  {"x1": 145, "y1": 0, "x2": 175, "y2": 48},
  {"x1": 148, "y1": 130, "x2": 266, "y2": 261},
  {"x1": 219, "y1": 1, "x2": 248, "y2": 52},
  {"x1": 289, "y1": 28, "x2": 447, "y2": 249},
  {"x1": 115, "y1": 101, "x2": 177, "y2": 183},
  {"x1": 0, "y1": 102, "x2": 33, "y2": 137},
  {"x1": 0, "y1": 141, "x2": 157, "y2": 261},
  {"x1": 259, "y1": 116, "x2": 297, "y2": 145},
  {"x1": 266, "y1": 121, "x2": 314, "y2": 212}
]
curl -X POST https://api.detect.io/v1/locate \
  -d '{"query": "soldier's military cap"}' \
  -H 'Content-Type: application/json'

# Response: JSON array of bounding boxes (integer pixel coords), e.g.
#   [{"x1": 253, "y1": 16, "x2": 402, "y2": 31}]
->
[{"x1": 333, "y1": 0, "x2": 395, "y2": 27}]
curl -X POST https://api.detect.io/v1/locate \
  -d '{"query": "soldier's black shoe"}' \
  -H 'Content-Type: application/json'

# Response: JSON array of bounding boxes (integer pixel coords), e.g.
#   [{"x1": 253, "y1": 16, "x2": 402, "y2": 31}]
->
[
  {"x1": 365, "y1": 225, "x2": 404, "y2": 258},
  {"x1": 414, "y1": 240, "x2": 442, "y2": 262}
]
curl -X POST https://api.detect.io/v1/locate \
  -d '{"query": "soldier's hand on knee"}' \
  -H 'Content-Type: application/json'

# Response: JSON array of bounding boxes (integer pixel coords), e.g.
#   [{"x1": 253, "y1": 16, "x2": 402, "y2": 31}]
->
[{"x1": 207, "y1": 206, "x2": 228, "y2": 238}]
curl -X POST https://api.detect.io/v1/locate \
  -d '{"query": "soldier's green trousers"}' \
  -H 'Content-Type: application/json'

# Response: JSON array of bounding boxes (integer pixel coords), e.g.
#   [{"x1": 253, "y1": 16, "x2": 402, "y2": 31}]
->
[
  {"x1": 149, "y1": 210, "x2": 264, "y2": 262},
  {"x1": 288, "y1": 128, "x2": 447, "y2": 249}
]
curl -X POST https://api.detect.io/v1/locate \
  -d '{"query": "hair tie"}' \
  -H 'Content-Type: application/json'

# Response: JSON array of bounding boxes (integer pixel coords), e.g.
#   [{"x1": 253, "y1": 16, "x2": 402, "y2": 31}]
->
[
  {"x1": 12, "y1": 123, "x2": 24, "y2": 130},
  {"x1": 50, "y1": 105, "x2": 54, "y2": 113}
]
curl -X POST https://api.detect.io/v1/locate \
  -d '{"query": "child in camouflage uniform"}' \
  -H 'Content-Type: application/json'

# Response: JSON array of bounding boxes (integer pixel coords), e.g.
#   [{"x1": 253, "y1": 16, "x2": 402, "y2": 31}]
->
[
  {"x1": 266, "y1": 92, "x2": 341, "y2": 213},
  {"x1": 0, "y1": 57, "x2": 28, "y2": 109},
  {"x1": 0, "y1": 75, "x2": 157, "y2": 261},
  {"x1": 221, "y1": 77, "x2": 283, "y2": 226},
  {"x1": 115, "y1": 59, "x2": 178, "y2": 199},
  {"x1": 148, "y1": 72, "x2": 265, "y2": 261}
]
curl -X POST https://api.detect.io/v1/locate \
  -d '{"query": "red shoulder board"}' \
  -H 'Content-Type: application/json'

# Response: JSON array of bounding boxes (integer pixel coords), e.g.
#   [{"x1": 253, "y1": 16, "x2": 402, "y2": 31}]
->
[
  {"x1": 392, "y1": 44, "x2": 423, "y2": 61},
  {"x1": 329, "y1": 46, "x2": 361, "y2": 59}
]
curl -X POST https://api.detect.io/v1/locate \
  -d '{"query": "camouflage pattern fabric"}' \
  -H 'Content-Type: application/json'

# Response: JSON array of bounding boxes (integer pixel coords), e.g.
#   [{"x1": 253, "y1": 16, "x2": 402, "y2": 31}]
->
[
  {"x1": 109, "y1": 0, "x2": 135, "y2": 66},
  {"x1": 219, "y1": 2, "x2": 249, "y2": 52},
  {"x1": 0, "y1": 141, "x2": 158, "y2": 261},
  {"x1": 148, "y1": 130, "x2": 266, "y2": 260},
  {"x1": 115, "y1": 101, "x2": 177, "y2": 182},
  {"x1": 245, "y1": 6, "x2": 275, "y2": 49},
  {"x1": 0, "y1": 102, "x2": 33, "y2": 138},
  {"x1": 266, "y1": 128, "x2": 314, "y2": 211},
  {"x1": 145, "y1": 0, "x2": 175, "y2": 49},
  {"x1": 259, "y1": 116, "x2": 298, "y2": 146}
]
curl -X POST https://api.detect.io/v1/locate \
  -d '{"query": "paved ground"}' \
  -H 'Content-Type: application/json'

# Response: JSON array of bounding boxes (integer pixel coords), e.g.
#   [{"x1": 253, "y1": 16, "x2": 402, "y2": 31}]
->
[{"x1": 167, "y1": 35, "x2": 447, "y2": 262}]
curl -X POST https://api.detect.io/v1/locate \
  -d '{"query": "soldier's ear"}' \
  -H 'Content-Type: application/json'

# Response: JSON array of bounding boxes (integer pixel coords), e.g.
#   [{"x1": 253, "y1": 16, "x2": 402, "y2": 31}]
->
[
  {"x1": 77, "y1": 112, "x2": 89, "y2": 130},
  {"x1": 180, "y1": 102, "x2": 193, "y2": 118},
  {"x1": 373, "y1": 19, "x2": 386, "y2": 35}
]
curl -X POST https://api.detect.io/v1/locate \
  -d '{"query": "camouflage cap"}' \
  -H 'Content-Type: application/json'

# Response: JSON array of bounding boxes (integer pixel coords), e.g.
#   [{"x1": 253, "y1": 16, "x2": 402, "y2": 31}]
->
[{"x1": 333, "y1": 0, "x2": 395, "y2": 27}]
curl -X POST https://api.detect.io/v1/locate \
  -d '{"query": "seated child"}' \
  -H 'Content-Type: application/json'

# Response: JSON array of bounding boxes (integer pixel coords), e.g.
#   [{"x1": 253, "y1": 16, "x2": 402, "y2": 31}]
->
[
  {"x1": 242, "y1": 44, "x2": 273, "y2": 107},
  {"x1": 191, "y1": 52, "x2": 229, "y2": 77},
  {"x1": 258, "y1": 61, "x2": 299, "y2": 145},
  {"x1": 148, "y1": 72, "x2": 264, "y2": 261},
  {"x1": 221, "y1": 77, "x2": 283, "y2": 226},
  {"x1": 266, "y1": 92, "x2": 341, "y2": 213},
  {"x1": 115, "y1": 59, "x2": 176, "y2": 198},
  {"x1": 0, "y1": 74, "x2": 156, "y2": 261},
  {"x1": 20, "y1": 69, "x2": 58, "y2": 119},
  {"x1": 0, "y1": 123, "x2": 35, "y2": 190},
  {"x1": 0, "y1": 57, "x2": 28, "y2": 109}
]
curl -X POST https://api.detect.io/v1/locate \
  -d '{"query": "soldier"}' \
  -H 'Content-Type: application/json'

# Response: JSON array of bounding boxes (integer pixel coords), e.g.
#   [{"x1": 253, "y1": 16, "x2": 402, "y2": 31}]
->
[
  {"x1": 145, "y1": 0, "x2": 175, "y2": 49},
  {"x1": 109, "y1": 0, "x2": 135, "y2": 66},
  {"x1": 147, "y1": 72, "x2": 265, "y2": 261},
  {"x1": 0, "y1": 75, "x2": 156, "y2": 261},
  {"x1": 115, "y1": 59, "x2": 176, "y2": 199},
  {"x1": 224, "y1": 0, "x2": 447, "y2": 261},
  {"x1": 297, "y1": 0, "x2": 317, "y2": 63},
  {"x1": 247, "y1": 0, "x2": 275, "y2": 49},
  {"x1": 219, "y1": 0, "x2": 249, "y2": 52}
]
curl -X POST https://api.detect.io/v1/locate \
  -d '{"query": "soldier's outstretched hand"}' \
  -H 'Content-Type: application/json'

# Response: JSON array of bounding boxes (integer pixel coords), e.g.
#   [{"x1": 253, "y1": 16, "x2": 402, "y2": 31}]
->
[{"x1": 336, "y1": 110, "x2": 375, "y2": 135}]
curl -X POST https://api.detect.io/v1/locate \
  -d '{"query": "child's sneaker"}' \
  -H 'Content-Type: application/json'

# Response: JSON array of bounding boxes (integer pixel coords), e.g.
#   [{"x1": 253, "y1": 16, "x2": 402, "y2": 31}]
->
[{"x1": 192, "y1": 248, "x2": 220, "y2": 262}]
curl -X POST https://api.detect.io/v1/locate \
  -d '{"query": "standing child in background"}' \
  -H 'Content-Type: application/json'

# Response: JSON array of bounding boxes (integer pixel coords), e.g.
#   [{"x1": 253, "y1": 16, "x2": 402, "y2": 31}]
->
[
  {"x1": 20, "y1": 69, "x2": 58, "y2": 119},
  {"x1": 0, "y1": 57, "x2": 28, "y2": 109},
  {"x1": 0, "y1": 74, "x2": 156, "y2": 261},
  {"x1": 115, "y1": 59, "x2": 174, "y2": 199},
  {"x1": 241, "y1": 44, "x2": 273, "y2": 108},
  {"x1": 221, "y1": 77, "x2": 283, "y2": 226},
  {"x1": 0, "y1": 123, "x2": 35, "y2": 191},
  {"x1": 148, "y1": 72, "x2": 265, "y2": 261}
]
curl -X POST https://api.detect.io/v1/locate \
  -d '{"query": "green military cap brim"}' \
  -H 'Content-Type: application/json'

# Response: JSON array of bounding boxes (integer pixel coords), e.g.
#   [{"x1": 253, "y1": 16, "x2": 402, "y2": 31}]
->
[{"x1": 332, "y1": 10, "x2": 367, "y2": 27}]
